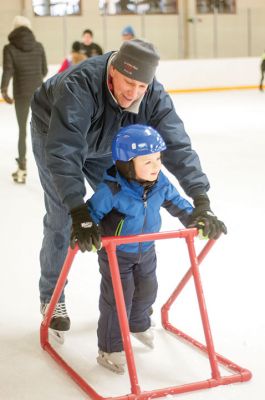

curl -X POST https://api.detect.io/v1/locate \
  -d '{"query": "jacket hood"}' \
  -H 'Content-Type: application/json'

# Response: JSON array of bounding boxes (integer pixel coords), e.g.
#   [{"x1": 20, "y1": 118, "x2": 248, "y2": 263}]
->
[{"x1": 8, "y1": 26, "x2": 36, "y2": 52}]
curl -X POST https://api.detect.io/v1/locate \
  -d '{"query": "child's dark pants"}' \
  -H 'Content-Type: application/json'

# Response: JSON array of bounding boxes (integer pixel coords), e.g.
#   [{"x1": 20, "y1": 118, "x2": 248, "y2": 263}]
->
[{"x1": 97, "y1": 246, "x2": 158, "y2": 353}]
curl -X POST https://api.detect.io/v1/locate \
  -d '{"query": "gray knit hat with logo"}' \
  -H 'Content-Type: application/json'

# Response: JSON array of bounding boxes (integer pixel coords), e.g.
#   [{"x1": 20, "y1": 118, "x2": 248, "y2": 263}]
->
[{"x1": 112, "y1": 39, "x2": 160, "y2": 84}]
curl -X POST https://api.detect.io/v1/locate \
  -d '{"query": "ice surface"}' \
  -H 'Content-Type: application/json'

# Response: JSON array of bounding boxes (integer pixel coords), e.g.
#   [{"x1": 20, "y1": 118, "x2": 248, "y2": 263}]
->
[{"x1": 1, "y1": 89, "x2": 264, "y2": 399}]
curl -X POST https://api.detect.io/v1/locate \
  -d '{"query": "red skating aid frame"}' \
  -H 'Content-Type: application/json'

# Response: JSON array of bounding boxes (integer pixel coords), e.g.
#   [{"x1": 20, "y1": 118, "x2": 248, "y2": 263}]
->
[{"x1": 40, "y1": 228, "x2": 252, "y2": 399}]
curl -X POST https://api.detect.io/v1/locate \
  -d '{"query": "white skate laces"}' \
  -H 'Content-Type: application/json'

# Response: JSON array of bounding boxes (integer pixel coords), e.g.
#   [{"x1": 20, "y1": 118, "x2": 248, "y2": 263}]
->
[
  {"x1": 41, "y1": 302, "x2": 68, "y2": 318},
  {"x1": 97, "y1": 350, "x2": 126, "y2": 374},
  {"x1": 41, "y1": 302, "x2": 70, "y2": 344}
]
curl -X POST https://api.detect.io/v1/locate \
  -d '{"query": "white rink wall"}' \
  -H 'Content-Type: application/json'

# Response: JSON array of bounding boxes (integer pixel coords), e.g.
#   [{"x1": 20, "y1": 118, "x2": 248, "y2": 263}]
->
[
  {"x1": 1, "y1": 57, "x2": 260, "y2": 96},
  {"x1": 44, "y1": 57, "x2": 261, "y2": 92},
  {"x1": 155, "y1": 57, "x2": 260, "y2": 91}
]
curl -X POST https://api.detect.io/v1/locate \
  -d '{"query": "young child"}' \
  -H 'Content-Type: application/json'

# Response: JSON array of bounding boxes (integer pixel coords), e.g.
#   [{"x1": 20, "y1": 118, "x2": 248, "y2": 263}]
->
[
  {"x1": 57, "y1": 41, "x2": 87, "y2": 73},
  {"x1": 87, "y1": 124, "x2": 194, "y2": 374}
]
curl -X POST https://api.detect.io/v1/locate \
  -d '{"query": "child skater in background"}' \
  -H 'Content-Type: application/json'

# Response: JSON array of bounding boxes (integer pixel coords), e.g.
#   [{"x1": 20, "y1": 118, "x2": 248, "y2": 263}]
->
[{"x1": 86, "y1": 124, "x2": 196, "y2": 374}]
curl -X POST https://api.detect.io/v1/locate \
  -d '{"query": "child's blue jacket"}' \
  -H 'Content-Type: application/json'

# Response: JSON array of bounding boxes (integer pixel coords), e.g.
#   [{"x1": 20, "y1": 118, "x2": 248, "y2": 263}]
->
[{"x1": 87, "y1": 166, "x2": 193, "y2": 253}]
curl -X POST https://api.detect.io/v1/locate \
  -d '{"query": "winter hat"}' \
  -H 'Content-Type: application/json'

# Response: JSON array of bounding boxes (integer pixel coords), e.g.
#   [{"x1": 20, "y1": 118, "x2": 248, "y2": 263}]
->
[
  {"x1": 13, "y1": 15, "x2": 32, "y2": 30},
  {"x1": 112, "y1": 39, "x2": 160, "y2": 84},
  {"x1": 121, "y1": 25, "x2": 135, "y2": 37}
]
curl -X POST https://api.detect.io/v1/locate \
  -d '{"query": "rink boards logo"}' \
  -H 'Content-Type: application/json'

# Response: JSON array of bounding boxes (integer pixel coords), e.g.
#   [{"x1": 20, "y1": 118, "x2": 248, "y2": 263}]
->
[{"x1": 123, "y1": 61, "x2": 138, "y2": 76}]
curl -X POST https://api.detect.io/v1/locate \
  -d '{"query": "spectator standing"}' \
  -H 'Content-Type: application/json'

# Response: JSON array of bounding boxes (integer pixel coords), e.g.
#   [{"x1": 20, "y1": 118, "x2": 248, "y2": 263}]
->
[
  {"x1": 58, "y1": 41, "x2": 87, "y2": 73},
  {"x1": 1, "y1": 15, "x2": 47, "y2": 184},
  {"x1": 259, "y1": 50, "x2": 265, "y2": 91},
  {"x1": 81, "y1": 29, "x2": 103, "y2": 58},
  {"x1": 121, "y1": 25, "x2": 135, "y2": 41}
]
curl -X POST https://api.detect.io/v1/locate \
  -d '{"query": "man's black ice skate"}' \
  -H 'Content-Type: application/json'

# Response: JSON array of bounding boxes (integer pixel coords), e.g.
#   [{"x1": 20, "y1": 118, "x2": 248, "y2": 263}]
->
[{"x1": 41, "y1": 302, "x2": 70, "y2": 344}]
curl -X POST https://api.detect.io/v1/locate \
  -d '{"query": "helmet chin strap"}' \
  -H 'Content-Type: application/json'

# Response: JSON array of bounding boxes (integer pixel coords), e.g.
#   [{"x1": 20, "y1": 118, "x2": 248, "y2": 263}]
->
[{"x1": 115, "y1": 160, "x2": 135, "y2": 180}]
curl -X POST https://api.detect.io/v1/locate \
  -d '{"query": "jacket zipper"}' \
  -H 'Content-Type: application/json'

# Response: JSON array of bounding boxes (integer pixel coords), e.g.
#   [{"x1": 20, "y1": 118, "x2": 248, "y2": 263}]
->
[{"x1": 138, "y1": 188, "x2": 148, "y2": 258}]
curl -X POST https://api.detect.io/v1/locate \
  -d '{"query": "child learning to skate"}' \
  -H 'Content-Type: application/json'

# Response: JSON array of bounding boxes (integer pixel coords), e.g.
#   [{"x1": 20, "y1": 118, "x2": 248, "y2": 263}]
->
[{"x1": 87, "y1": 124, "x2": 194, "y2": 374}]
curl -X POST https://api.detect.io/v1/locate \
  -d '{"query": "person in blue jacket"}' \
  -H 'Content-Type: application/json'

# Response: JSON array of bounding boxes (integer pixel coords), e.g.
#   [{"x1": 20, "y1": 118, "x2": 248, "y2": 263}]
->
[
  {"x1": 87, "y1": 124, "x2": 195, "y2": 374},
  {"x1": 30, "y1": 38, "x2": 227, "y2": 337}
]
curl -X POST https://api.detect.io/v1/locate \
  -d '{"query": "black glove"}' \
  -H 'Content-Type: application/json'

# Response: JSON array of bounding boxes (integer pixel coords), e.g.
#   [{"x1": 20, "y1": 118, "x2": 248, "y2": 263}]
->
[
  {"x1": 188, "y1": 194, "x2": 227, "y2": 240},
  {"x1": 1, "y1": 90, "x2": 13, "y2": 104},
  {"x1": 70, "y1": 204, "x2": 101, "y2": 252}
]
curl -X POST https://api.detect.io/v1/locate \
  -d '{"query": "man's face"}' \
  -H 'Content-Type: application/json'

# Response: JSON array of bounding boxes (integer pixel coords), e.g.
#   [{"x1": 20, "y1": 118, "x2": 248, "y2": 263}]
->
[
  {"x1": 110, "y1": 66, "x2": 148, "y2": 108},
  {"x1": 83, "y1": 33, "x2": 92, "y2": 45}
]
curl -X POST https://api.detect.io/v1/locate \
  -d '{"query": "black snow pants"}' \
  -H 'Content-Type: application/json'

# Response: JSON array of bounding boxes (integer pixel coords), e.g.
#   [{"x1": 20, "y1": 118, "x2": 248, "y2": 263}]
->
[
  {"x1": 14, "y1": 96, "x2": 31, "y2": 163},
  {"x1": 97, "y1": 246, "x2": 158, "y2": 353}
]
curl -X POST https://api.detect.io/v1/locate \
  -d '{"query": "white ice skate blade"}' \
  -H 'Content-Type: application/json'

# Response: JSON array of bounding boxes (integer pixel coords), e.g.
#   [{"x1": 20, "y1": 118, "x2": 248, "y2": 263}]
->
[
  {"x1": 131, "y1": 331, "x2": 154, "y2": 349},
  {"x1": 97, "y1": 355, "x2": 125, "y2": 375},
  {"x1": 48, "y1": 328, "x2": 65, "y2": 344},
  {"x1": 12, "y1": 170, "x2": 26, "y2": 183},
  {"x1": 13, "y1": 177, "x2": 26, "y2": 184}
]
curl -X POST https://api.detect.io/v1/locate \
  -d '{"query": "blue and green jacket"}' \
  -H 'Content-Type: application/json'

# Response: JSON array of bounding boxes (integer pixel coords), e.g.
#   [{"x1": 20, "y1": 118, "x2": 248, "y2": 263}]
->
[{"x1": 87, "y1": 166, "x2": 193, "y2": 253}]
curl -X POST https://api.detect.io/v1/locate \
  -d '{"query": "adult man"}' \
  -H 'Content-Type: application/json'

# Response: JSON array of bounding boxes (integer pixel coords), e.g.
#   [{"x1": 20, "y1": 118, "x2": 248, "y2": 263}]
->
[
  {"x1": 31, "y1": 39, "x2": 226, "y2": 334},
  {"x1": 81, "y1": 29, "x2": 103, "y2": 58}
]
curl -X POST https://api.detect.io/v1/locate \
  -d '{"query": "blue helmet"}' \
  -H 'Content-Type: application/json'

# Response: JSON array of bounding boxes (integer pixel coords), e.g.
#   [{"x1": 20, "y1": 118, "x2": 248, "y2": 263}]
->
[{"x1": 112, "y1": 124, "x2": 167, "y2": 162}]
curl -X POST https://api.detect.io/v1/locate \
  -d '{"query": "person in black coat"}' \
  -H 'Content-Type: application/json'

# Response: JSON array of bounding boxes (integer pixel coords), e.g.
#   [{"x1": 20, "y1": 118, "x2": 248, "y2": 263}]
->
[{"x1": 1, "y1": 15, "x2": 47, "y2": 183}]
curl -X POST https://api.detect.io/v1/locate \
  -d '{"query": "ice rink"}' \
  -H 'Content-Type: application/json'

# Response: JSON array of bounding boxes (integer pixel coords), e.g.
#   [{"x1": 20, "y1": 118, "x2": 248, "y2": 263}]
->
[{"x1": 1, "y1": 89, "x2": 264, "y2": 399}]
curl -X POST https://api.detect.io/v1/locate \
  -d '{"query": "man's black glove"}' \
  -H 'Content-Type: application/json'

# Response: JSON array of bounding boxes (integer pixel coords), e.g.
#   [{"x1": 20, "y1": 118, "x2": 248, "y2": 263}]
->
[
  {"x1": 188, "y1": 194, "x2": 227, "y2": 240},
  {"x1": 70, "y1": 204, "x2": 101, "y2": 252},
  {"x1": 1, "y1": 90, "x2": 13, "y2": 104}
]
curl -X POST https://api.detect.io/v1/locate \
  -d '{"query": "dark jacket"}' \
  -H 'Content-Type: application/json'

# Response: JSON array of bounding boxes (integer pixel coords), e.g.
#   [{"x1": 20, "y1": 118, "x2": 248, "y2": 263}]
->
[
  {"x1": 1, "y1": 26, "x2": 47, "y2": 99},
  {"x1": 31, "y1": 52, "x2": 209, "y2": 209},
  {"x1": 88, "y1": 166, "x2": 193, "y2": 253},
  {"x1": 81, "y1": 42, "x2": 103, "y2": 58}
]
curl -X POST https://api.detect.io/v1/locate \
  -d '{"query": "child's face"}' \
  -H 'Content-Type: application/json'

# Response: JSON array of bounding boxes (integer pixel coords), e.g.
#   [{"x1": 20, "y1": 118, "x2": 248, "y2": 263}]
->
[{"x1": 133, "y1": 152, "x2": 162, "y2": 182}]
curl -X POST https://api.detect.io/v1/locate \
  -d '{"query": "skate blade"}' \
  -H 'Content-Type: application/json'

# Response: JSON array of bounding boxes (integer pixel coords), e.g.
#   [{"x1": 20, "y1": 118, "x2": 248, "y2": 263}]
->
[
  {"x1": 13, "y1": 177, "x2": 26, "y2": 184},
  {"x1": 48, "y1": 328, "x2": 65, "y2": 344},
  {"x1": 131, "y1": 333, "x2": 154, "y2": 349},
  {"x1": 97, "y1": 355, "x2": 125, "y2": 375}
]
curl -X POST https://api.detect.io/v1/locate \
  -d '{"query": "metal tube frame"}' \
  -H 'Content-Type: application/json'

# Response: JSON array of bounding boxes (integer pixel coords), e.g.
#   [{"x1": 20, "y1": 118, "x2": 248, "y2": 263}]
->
[{"x1": 40, "y1": 228, "x2": 252, "y2": 399}]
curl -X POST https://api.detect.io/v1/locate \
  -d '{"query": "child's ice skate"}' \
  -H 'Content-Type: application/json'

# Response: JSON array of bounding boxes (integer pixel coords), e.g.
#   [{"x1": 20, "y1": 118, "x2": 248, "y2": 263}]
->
[
  {"x1": 97, "y1": 350, "x2": 126, "y2": 374},
  {"x1": 12, "y1": 158, "x2": 27, "y2": 184},
  {"x1": 41, "y1": 302, "x2": 70, "y2": 344},
  {"x1": 131, "y1": 327, "x2": 154, "y2": 349}
]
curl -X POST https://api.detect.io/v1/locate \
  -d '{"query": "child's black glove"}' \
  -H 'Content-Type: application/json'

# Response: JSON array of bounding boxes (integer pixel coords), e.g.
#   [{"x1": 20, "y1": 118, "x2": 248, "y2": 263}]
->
[
  {"x1": 188, "y1": 194, "x2": 227, "y2": 240},
  {"x1": 70, "y1": 204, "x2": 101, "y2": 252}
]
